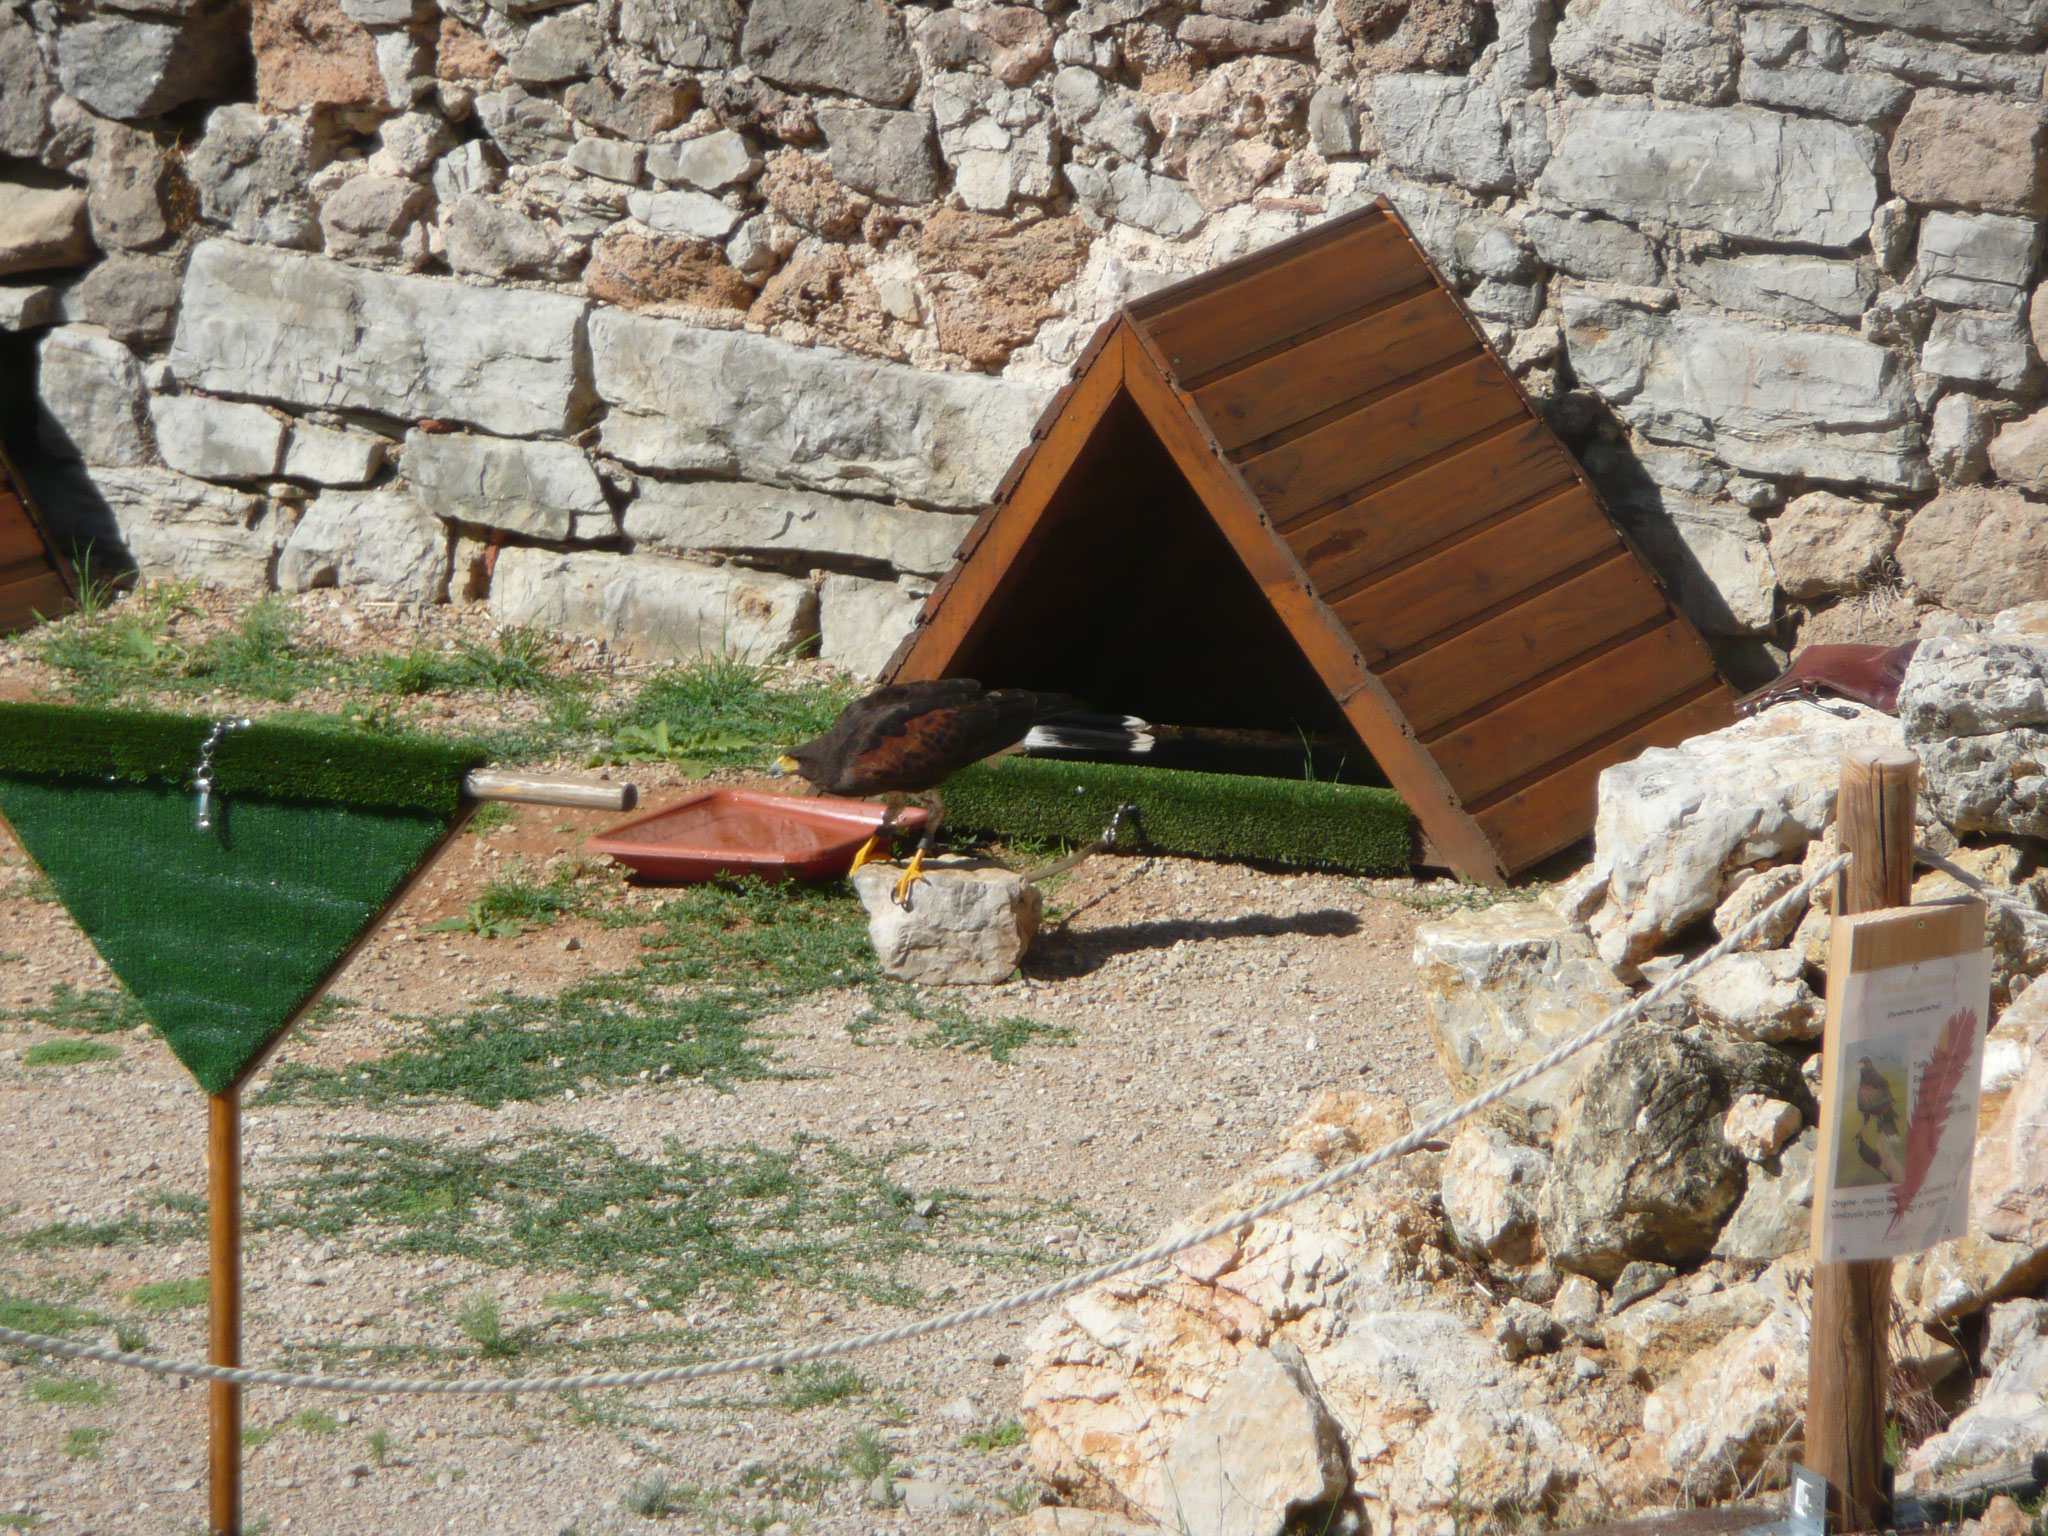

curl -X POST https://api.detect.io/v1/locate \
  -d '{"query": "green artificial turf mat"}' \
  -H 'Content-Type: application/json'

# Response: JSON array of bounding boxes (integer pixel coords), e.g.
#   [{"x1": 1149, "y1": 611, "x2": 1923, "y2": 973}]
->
[
  {"x1": 939, "y1": 756, "x2": 1412, "y2": 875},
  {"x1": 0, "y1": 704, "x2": 485, "y2": 1093}
]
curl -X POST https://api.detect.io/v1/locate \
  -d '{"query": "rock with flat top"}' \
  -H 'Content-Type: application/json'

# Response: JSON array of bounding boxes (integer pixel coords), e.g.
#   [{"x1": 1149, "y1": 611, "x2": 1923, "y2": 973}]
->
[
  {"x1": 1158, "y1": 1342, "x2": 1350, "y2": 1536},
  {"x1": 1684, "y1": 950, "x2": 1823, "y2": 1042},
  {"x1": 853, "y1": 859, "x2": 1041, "y2": 985},
  {"x1": 1723, "y1": 1095, "x2": 1801, "y2": 1160}
]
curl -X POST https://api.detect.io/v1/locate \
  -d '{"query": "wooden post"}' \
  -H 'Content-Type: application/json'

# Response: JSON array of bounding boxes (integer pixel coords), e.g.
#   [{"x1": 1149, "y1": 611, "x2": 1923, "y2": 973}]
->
[
  {"x1": 1808, "y1": 745, "x2": 1917, "y2": 1532},
  {"x1": 209, "y1": 1090, "x2": 241, "y2": 1536}
]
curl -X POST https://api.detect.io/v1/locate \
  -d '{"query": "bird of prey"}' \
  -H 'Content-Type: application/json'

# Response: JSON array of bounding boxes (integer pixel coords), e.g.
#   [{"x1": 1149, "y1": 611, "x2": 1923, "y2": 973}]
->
[
  {"x1": 1856, "y1": 1123, "x2": 1904, "y2": 1184},
  {"x1": 774, "y1": 679, "x2": 1041, "y2": 904},
  {"x1": 1857, "y1": 1058, "x2": 1899, "y2": 1138}
]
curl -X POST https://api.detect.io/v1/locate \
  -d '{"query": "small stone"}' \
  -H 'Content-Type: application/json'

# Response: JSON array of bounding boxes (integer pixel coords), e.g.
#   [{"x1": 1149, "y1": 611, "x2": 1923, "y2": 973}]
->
[
  {"x1": 1551, "y1": 1273, "x2": 1602, "y2": 1330},
  {"x1": 281, "y1": 424, "x2": 386, "y2": 487},
  {"x1": 559, "y1": 935, "x2": 581, "y2": 952},
  {"x1": 852, "y1": 859, "x2": 1041, "y2": 985},
  {"x1": 1932, "y1": 392, "x2": 1995, "y2": 484},
  {"x1": 743, "y1": 0, "x2": 917, "y2": 107},
  {"x1": 1710, "y1": 865, "x2": 1808, "y2": 950},
  {"x1": 402, "y1": 430, "x2": 606, "y2": 541},
  {"x1": 566, "y1": 137, "x2": 643, "y2": 185},
  {"x1": 937, "y1": 1395, "x2": 979, "y2": 1423},
  {"x1": 1924, "y1": 308, "x2": 2036, "y2": 391},
  {"x1": 1609, "y1": 1261, "x2": 1675, "y2": 1314},
  {"x1": 1496, "y1": 1297, "x2": 1562, "y2": 1361},
  {"x1": 476, "y1": 85, "x2": 574, "y2": 165},
  {"x1": 319, "y1": 174, "x2": 430, "y2": 263},
  {"x1": 864, "y1": 1473, "x2": 896, "y2": 1507},
  {"x1": 444, "y1": 194, "x2": 574, "y2": 280},
  {"x1": 1440, "y1": 1124, "x2": 1550, "y2": 1267},
  {"x1": 151, "y1": 394, "x2": 287, "y2": 482},
  {"x1": 648, "y1": 128, "x2": 759, "y2": 191},
  {"x1": 1722, "y1": 1094, "x2": 1802, "y2": 1161},
  {"x1": 277, "y1": 487, "x2": 448, "y2": 603},
  {"x1": 87, "y1": 121, "x2": 174, "y2": 252},
  {"x1": 582, "y1": 228, "x2": 752, "y2": 311},
  {"x1": 0, "y1": 283, "x2": 58, "y2": 331},
  {"x1": 36, "y1": 324, "x2": 149, "y2": 466},
  {"x1": 252, "y1": 0, "x2": 384, "y2": 111},
  {"x1": 69, "y1": 254, "x2": 183, "y2": 346},
  {"x1": 57, "y1": 7, "x2": 244, "y2": 120},
  {"x1": 0, "y1": 183, "x2": 93, "y2": 279},
  {"x1": 507, "y1": 6, "x2": 599, "y2": 84},
  {"x1": 1898, "y1": 487, "x2": 2048, "y2": 615},
  {"x1": 1684, "y1": 950, "x2": 1824, "y2": 1043},
  {"x1": 626, "y1": 188, "x2": 743, "y2": 240},
  {"x1": 1988, "y1": 407, "x2": 2048, "y2": 494},
  {"x1": 1891, "y1": 89, "x2": 2048, "y2": 217}
]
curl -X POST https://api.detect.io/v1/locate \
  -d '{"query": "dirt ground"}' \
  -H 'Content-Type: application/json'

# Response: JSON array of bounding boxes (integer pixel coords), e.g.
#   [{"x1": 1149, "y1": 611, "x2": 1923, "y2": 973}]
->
[{"x1": 0, "y1": 588, "x2": 1467, "y2": 1536}]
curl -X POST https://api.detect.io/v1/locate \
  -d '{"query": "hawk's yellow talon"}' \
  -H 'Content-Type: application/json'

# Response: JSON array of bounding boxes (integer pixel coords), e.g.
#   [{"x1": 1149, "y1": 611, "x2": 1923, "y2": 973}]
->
[
  {"x1": 892, "y1": 849, "x2": 928, "y2": 907},
  {"x1": 847, "y1": 832, "x2": 882, "y2": 875}
]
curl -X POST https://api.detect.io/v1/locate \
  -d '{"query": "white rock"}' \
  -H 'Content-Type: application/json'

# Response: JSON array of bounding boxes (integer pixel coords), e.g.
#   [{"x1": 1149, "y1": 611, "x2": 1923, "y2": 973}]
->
[
  {"x1": 1723, "y1": 1095, "x2": 1802, "y2": 1160},
  {"x1": 1551, "y1": 0, "x2": 1733, "y2": 102},
  {"x1": 1371, "y1": 74, "x2": 1511, "y2": 192},
  {"x1": 565, "y1": 137, "x2": 643, "y2": 184},
  {"x1": 1538, "y1": 104, "x2": 1879, "y2": 250},
  {"x1": 1521, "y1": 211, "x2": 1659, "y2": 285},
  {"x1": 1900, "y1": 633, "x2": 2048, "y2": 739},
  {"x1": 1551, "y1": 1274, "x2": 1601, "y2": 1330},
  {"x1": 1638, "y1": 1288, "x2": 1809, "y2": 1498},
  {"x1": 1919, "y1": 210, "x2": 2043, "y2": 309},
  {"x1": 72, "y1": 465, "x2": 281, "y2": 587},
  {"x1": 1711, "y1": 1130, "x2": 1816, "y2": 1262},
  {"x1": 1063, "y1": 160, "x2": 1203, "y2": 239},
  {"x1": 277, "y1": 489, "x2": 449, "y2": 603},
  {"x1": 170, "y1": 239, "x2": 590, "y2": 438},
  {"x1": 852, "y1": 858, "x2": 1041, "y2": 985},
  {"x1": 1383, "y1": 181, "x2": 1533, "y2": 283},
  {"x1": 1440, "y1": 1124, "x2": 1550, "y2": 1267},
  {"x1": 432, "y1": 141, "x2": 504, "y2": 208},
  {"x1": 490, "y1": 547, "x2": 817, "y2": 662},
  {"x1": 626, "y1": 188, "x2": 744, "y2": 240},
  {"x1": 149, "y1": 394, "x2": 286, "y2": 482},
  {"x1": 1981, "y1": 1297, "x2": 2048, "y2": 1375},
  {"x1": 1987, "y1": 404, "x2": 2048, "y2": 494},
  {"x1": 1685, "y1": 950, "x2": 1823, "y2": 1042},
  {"x1": 401, "y1": 430, "x2": 608, "y2": 541},
  {"x1": 1582, "y1": 704, "x2": 1904, "y2": 968},
  {"x1": 1806, "y1": 0, "x2": 2048, "y2": 52},
  {"x1": 1673, "y1": 252, "x2": 1875, "y2": 326},
  {"x1": 1155, "y1": 1344, "x2": 1349, "y2": 1536},
  {"x1": 647, "y1": 129, "x2": 758, "y2": 190},
  {"x1": 0, "y1": 283, "x2": 58, "y2": 331},
  {"x1": 590, "y1": 308, "x2": 1046, "y2": 509},
  {"x1": 34, "y1": 325, "x2": 149, "y2": 466},
  {"x1": 1603, "y1": 1270, "x2": 1776, "y2": 1382},
  {"x1": 1767, "y1": 491, "x2": 1898, "y2": 601},
  {"x1": 623, "y1": 479, "x2": 970, "y2": 575},
  {"x1": 1902, "y1": 1328, "x2": 2048, "y2": 1489},
  {"x1": 819, "y1": 572, "x2": 929, "y2": 679},
  {"x1": 1710, "y1": 863, "x2": 1808, "y2": 949},
  {"x1": 1931, "y1": 392, "x2": 1995, "y2": 484},
  {"x1": 1620, "y1": 495, "x2": 1776, "y2": 636},
  {"x1": 1897, "y1": 489, "x2": 2048, "y2": 616},
  {"x1": 281, "y1": 424, "x2": 387, "y2": 488},
  {"x1": 1924, "y1": 308, "x2": 2036, "y2": 391},
  {"x1": 1562, "y1": 292, "x2": 1925, "y2": 490},
  {"x1": 1738, "y1": 63, "x2": 1908, "y2": 124}
]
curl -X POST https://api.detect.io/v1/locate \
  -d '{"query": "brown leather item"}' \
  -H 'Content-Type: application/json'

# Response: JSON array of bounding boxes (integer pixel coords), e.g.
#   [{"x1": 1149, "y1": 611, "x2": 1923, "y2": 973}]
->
[{"x1": 1734, "y1": 641, "x2": 1920, "y2": 718}]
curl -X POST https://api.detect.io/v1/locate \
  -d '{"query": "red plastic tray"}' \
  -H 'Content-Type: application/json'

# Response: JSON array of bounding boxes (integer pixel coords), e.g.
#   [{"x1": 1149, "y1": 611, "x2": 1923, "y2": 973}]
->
[{"x1": 584, "y1": 788, "x2": 928, "y2": 883}]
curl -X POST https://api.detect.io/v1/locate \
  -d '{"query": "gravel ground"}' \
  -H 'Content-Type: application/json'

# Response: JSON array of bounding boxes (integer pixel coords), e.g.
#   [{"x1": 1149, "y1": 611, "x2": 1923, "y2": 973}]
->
[{"x1": 0, "y1": 589, "x2": 1465, "y2": 1535}]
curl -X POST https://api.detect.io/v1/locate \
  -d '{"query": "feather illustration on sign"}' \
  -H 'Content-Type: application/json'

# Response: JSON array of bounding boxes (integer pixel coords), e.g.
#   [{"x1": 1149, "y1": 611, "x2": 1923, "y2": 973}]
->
[{"x1": 1888, "y1": 1005, "x2": 1979, "y2": 1235}]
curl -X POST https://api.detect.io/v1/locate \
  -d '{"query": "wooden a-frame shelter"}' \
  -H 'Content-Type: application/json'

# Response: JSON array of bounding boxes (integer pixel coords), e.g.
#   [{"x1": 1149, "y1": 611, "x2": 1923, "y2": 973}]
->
[
  {"x1": 0, "y1": 444, "x2": 75, "y2": 634},
  {"x1": 883, "y1": 201, "x2": 1735, "y2": 883}
]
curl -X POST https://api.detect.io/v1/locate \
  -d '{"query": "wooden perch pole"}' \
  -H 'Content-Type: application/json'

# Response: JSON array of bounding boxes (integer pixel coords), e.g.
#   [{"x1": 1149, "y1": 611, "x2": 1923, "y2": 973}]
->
[
  {"x1": 1807, "y1": 745, "x2": 1917, "y2": 1532},
  {"x1": 209, "y1": 1089, "x2": 242, "y2": 1536}
]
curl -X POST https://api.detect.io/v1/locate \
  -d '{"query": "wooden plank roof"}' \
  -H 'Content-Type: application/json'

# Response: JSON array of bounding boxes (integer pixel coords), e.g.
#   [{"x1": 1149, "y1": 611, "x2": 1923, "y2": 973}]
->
[
  {"x1": 884, "y1": 201, "x2": 1734, "y2": 882},
  {"x1": 0, "y1": 444, "x2": 74, "y2": 635}
]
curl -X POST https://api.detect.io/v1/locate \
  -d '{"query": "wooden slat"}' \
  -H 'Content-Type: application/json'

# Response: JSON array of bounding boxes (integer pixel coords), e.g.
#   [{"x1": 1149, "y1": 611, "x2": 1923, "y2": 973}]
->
[
  {"x1": 0, "y1": 568, "x2": 74, "y2": 632},
  {"x1": 1284, "y1": 418, "x2": 1575, "y2": 590},
  {"x1": 1237, "y1": 356, "x2": 1526, "y2": 525},
  {"x1": 1382, "y1": 555, "x2": 1672, "y2": 735},
  {"x1": 1430, "y1": 622, "x2": 1720, "y2": 802},
  {"x1": 1333, "y1": 487, "x2": 1622, "y2": 662},
  {"x1": 1135, "y1": 214, "x2": 1431, "y2": 384},
  {"x1": 1194, "y1": 288, "x2": 1478, "y2": 453},
  {"x1": 0, "y1": 506, "x2": 49, "y2": 570},
  {"x1": 1476, "y1": 687, "x2": 1736, "y2": 873}
]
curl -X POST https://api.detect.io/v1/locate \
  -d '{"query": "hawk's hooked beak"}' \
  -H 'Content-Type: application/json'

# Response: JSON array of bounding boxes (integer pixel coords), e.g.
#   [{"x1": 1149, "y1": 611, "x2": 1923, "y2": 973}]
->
[{"x1": 770, "y1": 754, "x2": 800, "y2": 778}]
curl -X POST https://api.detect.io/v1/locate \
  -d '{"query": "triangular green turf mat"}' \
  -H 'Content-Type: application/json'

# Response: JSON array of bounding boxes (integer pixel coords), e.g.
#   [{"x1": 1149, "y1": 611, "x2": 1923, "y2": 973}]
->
[{"x1": 0, "y1": 705, "x2": 484, "y2": 1094}]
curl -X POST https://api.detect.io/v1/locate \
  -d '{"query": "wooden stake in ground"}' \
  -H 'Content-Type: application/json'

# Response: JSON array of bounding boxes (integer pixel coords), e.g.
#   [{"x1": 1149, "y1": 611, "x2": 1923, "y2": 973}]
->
[
  {"x1": 1807, "y1": 745, "x2": 1917, "y2": 1532},
  {"x1": 210, "y1": 1090, "x2": 241, "y2": 1536}
]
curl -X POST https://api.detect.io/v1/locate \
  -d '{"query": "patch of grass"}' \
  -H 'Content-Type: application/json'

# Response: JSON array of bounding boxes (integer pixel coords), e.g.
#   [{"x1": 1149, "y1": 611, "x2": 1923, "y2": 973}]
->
[
  {"x1": 0, "y1": 1291, "x2": 106, "y2": 1340},
  {"x1": 13, "y1": 1193, "x2": 207, "y2": 1253},
  {"x1": 543, "y1": 1290, "x2": 611, "y2": 1318},
  {"x1": 242, "y1": 1422, "x2": 278, "y2": 1450},
  {"x1": 181, "y1": 594, "x2": 327, "y2": 702},
  {"x1": 366, "y1": 1427, "x2": 391, "y2": 1465},
  {"x1": 23, "y1": 1039, "x2": 121, "y2": 1068},
  {"x1": 128, "y1": 1278, "x2": 208, "y2": 1313},
  {"x1": 623, "y1": 1475, "x2": 704, "y2": 1520},
  {"x1": 3, "y1": 871, "x2": 58, "y2": 903},
  {"x1": 32, "y1": 580, "x2": 197, "y2": 703},
  {"x1": 776, "y1": 1363, "x2": 866, "y2": 1412},
  {"x1": 376, "y1": 628, "x2": 563, "y2": 697},
  {"x1": 963, "y1": 1419, "x2": 1025, "y2": 1451},
  {"x1": 61, "y1": 1425, "x2": 108, "y2": 1460},
  {"x1": 456, "y1": 1295, "x2": 526, "y2": 1360},
  {"x1": 998, "y1": 1483, "x2": 1043, "y2": 1515},
  {"x1": 463, "y1": 800, "x2": 520, "y2": 837},
  {"x1": 1389, "y1": 880, "x2": 1545, "y2": 915},
  {"x1": 8, "y1": 983, "x2": 146, "y2": 1034},
  {"x1": 292, "y1": 1408, "x2": 340, "y2": 1435},
  {"x1": 28, "y1": 1376, "x2": 113, "y2": 1407},
  {"x1": 607, "y1": 657, "x2": 856, "y2": 773},
  {"x1": 836, "y1": 1428, "x2": 891, "y2": 1481},
  {"x1": 255, "y1": 1129, "x2": 1076, "y2": 1314},
  {"x1": 0, "y1": 1511, "x2": 37, "y2": 1528},
  {"x1": 853, "y1": 986, "x2": 1073, "y2": 1066},
  {"x1": 114, "y1": 1324, "x2": 148, "y2": 1353}
]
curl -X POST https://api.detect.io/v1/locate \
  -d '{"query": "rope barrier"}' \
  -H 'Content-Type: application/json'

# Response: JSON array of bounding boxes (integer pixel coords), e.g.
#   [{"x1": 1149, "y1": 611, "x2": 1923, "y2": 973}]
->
[
  {"x1": 1914, "y1": 843, "x2": 2048, "y2": 931},
  {"x1": 0, "y1": 853, "x2": 1852, "y2": 1395}
]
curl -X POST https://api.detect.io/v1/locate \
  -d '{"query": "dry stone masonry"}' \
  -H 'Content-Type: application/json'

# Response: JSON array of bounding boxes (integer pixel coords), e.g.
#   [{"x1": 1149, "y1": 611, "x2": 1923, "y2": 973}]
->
[{"x1": 2, "y1": 0, "x2": 2046, "y2": 672}]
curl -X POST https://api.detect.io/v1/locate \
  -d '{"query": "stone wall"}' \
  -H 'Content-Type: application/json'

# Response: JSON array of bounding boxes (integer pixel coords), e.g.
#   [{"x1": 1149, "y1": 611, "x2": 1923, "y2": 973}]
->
[{"x1": 3, "y1": 0, "x2": 2046, "y2": 675}]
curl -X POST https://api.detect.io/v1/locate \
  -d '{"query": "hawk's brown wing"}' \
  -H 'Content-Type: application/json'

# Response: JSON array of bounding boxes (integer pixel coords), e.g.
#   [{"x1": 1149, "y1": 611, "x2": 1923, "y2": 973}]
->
[{"x1": 837, "y1": 686, "x2": 1038, "y2": 795}]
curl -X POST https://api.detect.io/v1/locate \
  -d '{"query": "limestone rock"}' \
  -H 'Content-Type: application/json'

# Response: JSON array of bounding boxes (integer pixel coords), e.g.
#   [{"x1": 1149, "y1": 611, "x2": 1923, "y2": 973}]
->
[
  {"x1": 1440, "y1": 1125, "x2": 1549, "y2": 1267},
  {"x1": 1561, "y1": 294, "x2": 1923, "y2": 490},
  {"x1": 1766, "y1": 491, "x2": 1896, "y2": 602},
  {"x1": 1711, "y1": 865, "x2": 1808, "y2": 951},
  {"x1": 1798, "y1": 0, "x2": 2044, "y2": 50},
  {"x1": 1890, "y1": 90, "x2": 2048, "y2": 218},
  {"x1": 1919, "y1": 210, "x2": 2042, "y2": 309},
  {"x1": 1537, "y1": 1023, "x2": 1807, "y2": 1282},
  {"x1": 1989, "y1": 407, "x2": 2048, "y2": 493},
  {"x1": 1923, "y1": 308, "x2": 2036, "y2": 392},
  {"x1": 1495, "y1": 1298, "x2": 1561, "y2": 1361},
  {"x1": 818, "y1": 572, "x2": 928, "y2": 678},
  {"x1": 853, "y1": 859, "x2": 1041, "y2": 985},
  {"x1": 1723, "y1": 1095, "x2": 1802, "y2": 1161},
  {"x1": 78, "y1": 466, "x2": 282, "y2": 588},
  {"x1": 318, "y1": 175, "x2": 430, "y2": 264},
  {"x1": 626, "y1": 188, "x2": 744, "y2": 240},
  {"x1": 565, "y1": 137, "x2": 642, "y2": 184},
  {"x1": 1618, "y1": 495, "x2": 1776, "y2": 636},
  {"x1": 1371, "y1": 74, "x2": 1511, "y2": 192},
  {"x1": 625, "y1": 479, "x2": 968, "y2": 575},
  {"x1": 277, "y1": 488, "x2": 448, "y2": 603},
  {"x1": 589, "y1": 308, "x2": 1045, "y2": 509},
  {"x1": 69, "y1": 254, "x2": 183, "y2": 346},
  {"x1": 1064, "y1": 160, "x2": 1204, "y2": 239},
  {"x1": 0, "y1": 8, "x2": 59, "y2": 162},
  {"x1": 1712, "y1": 1130, "x2": 1816, "y2": 1262},
  {"x1": 1413, "y1": 901, "x2": 1631, "y2": 1146},
  {"x1": 1972, "y1": 998, "x2": 2048, "y2": 1256},
  {"x1": 1897, "y1": 488, "x2": 2048, "y2": 615},
  {"x1": 742, "y1": 0, "x2": 917, "y2": 107},
  {"x1": 616, "y1": 0, "x2": 740, "y2": 69},
  {"x1": 1522, "y1": 212, "x2": 1660, "y2": 286},
  {"x1": 150, "y1": 395, "x2": 287, "y2": 482},
  {"x1": 914, "y1": 209, "x2": 1089, "y2": 368},
  {"x1": 0, "y1": 284, "x2": 59, "y2": 331},
  {"x1": 1901, "y1": 633, "x2": 2048, "y2": 739},
  {"x1": 251, "y1": 0, "x2": 383, "y2": 110},
  {"x1": 816, "y1": 106, "x2": 938, "y2": 204},
  {"x1": 1931, "y1": 393, "x2": 1995, "y2": 485},
  {"x1": 444, "y1": 194, "x2": 574, "y2": 280},
  {"x1": 186, "y1": 106, "x2": 323, "y2": 250},
  {"x1": 0, "y1": 184, "x2": 92, "y2": 279},
  {"x1": 280, "y1": 424, "x2": 386, "y2": 487},
  {"x1": 1685, "y1": 950, "x2": 1823, "y2": 1043},
  {"x1": 1604, "y1": 1271, "x2": 1775, "y2": 1383},
  {"x1": 86, "y1": 122, "x2": 174, "y2": 253},
  {"x1": 507, "y1": 6, "x2": 600, "y2": 83},
  {"x1": 35, "y1": 325, "x2": 148, "y2": 467},
  {"x1": 649, "y1": 129, "x2": 760, "y2": 191},
  {"x1": 1538, "y1": 104, "x2": 1879, "y2": 249},
  {"x1": 476, "y1": 85, "x2": 575, "y2": 165},
  {"x1": 432, "y1": 142, "x2": 504, "y2": 208},
  {"x1": 1893, "y1": 1228, "x2": 2048, "y2": 1323},
  {"x1": 490, "y1": 547, "x2": 816, "y2": 662},
  {"x1": 401, "y1": 431, "x2": 607, "y2": 541},
  {"x1": 1154, "y1": 1343, "x2": 1348, "y2": 1536},
  {"x1": 1739, "y1": 63, "x2": 1908, "y2": 124},
  {"x1": 1551, "y1": 0, "x2": 1733, "y2": 103},
  {"x1": 57, "y1": 4, "x2": 243, "y2": 120},
  {"x1": 1610, "y1": 1260, "x2": 1676, "y2": 1314},
  {"x1": 1673, "y1": 252, "x2": 1875, "y2": 327},
  {"x1": 1581, "y1": 703, "x2": 1903, "y2": 968},
  {"x1": 172, "y1": 240, "x2": 591, "y2": 438},
  {"x1": 564, "y1": 77, "x2": 694, "y2": 139},
  {"x1": 1902, "y1": 1328, "x2": 2048, "y2": 1490},
  {"x1": 581, "y1": 228, "x2": 752, "y2": 311},
  {"x1": 1637, "y1": 1279, "x2": 1809, "y2": 1498},
  {"x1": 376, "y1": 114, "x2": 459, "y2": 180},
  {"x1": 1982, "y1": 1298, "x2": 2048, "y2": 1375}
]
